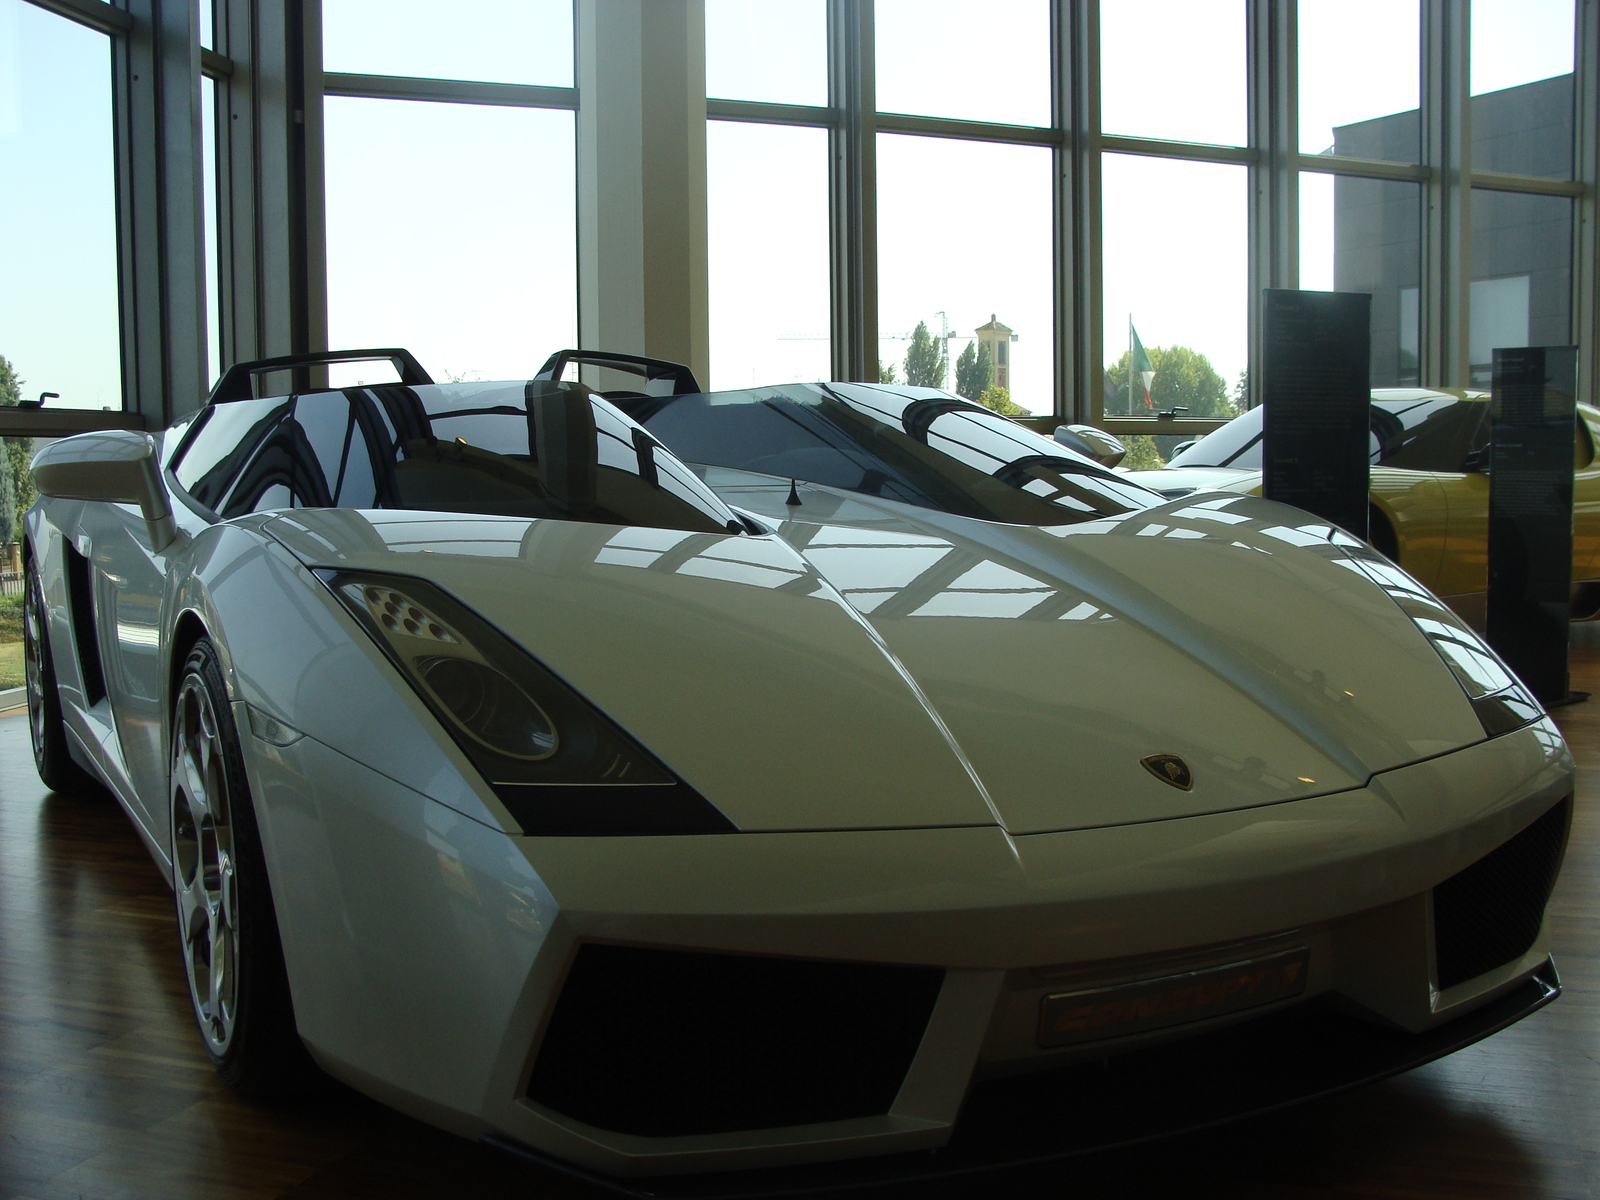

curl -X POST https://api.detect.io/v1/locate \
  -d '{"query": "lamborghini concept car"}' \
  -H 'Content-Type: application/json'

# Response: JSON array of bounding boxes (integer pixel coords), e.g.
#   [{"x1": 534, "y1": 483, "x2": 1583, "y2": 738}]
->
[
  {"x1": 1122, "y1": 389, "x2": 1600, "y2": 626},
  {"x1": 22, "y1": 349, "x2": 1571, "y2": 1190}
]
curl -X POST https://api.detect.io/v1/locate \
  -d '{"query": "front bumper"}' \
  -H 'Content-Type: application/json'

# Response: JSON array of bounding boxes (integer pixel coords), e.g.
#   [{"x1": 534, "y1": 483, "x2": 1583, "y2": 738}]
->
[
  {"x1": 489, "y1": 956, "x2": 1560, "y2": 1198},
  {"x1": 241, "y1": 713, "x2": 1571, "y2": 1183}
]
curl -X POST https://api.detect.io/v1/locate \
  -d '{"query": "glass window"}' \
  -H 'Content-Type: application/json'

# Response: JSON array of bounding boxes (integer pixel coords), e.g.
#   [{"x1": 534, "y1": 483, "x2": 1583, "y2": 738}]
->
[
  {"x1": 705, "y1": 0, "x2": 825, "y2": 107},
  {"x1": 707, "y1": 122, "x2": 830, "y2": 390},
  {"x1": 0, "y1": 2, "x2": 121, "y2": 411},
  {"x1": 174, "y1": 384, "x2": 740, "y2": 533},
  {"x1": 1299, "y1": 0, "x2": 1419, "y2": 163},
  {"x1": 1300, "y1": 172, "x2": 1423, "y2": 387},
  {"x1": 876, "y1": 135, "x2": 1053, "y2": 413},
  {"x1": 1471, "y1": 1, "x2": 1574, "y2": 178},
  {"x1": 323, "y1": 99, "x2": 577, "y2": 386},
  {"x1": 1100, "y1": 0, "x2": 1245, "y2": 146},
  {"x1": 874, "y1": 0, "x2": 1049, "y2": 126},
  {"x1": 198, "y1": 0, "x2": 213, "y2": 49},
  {"x1": 630, "y1": 383, "x2": 1160, "y2": 525},
  {"x1": 1102, "y1": 155, "x2": 1247, "y2": 419},
  {"x1": 202, "y1": 75, "x2": 221, "y2": 386},
  {"x1": 1471, "y1": 0, "x2": 1573, "y2": 95},
  {"x1": 3, "y1": 431, "x2": 31, "y2": 606},
  {"x1": 1469, "y1": 190, "x2": 1572, "y2": 385},
  {"x1": 322, "y1": 0, "x2": 574, "y2": 88}
]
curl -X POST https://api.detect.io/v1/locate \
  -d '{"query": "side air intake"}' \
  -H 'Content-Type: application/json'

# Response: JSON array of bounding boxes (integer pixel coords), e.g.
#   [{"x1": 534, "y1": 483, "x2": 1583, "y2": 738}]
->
[{"x1": 1433, "y1": 797, "x2": 1569, "y2": 992}]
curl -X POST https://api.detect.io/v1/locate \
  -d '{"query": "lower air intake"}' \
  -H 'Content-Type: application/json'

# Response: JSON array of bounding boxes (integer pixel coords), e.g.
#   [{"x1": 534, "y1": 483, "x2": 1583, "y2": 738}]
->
[
  {"x1": 527, "y1": 945, "x2": 944, "y2": 1138},
  {"x1": 1433, "y1": 797, "x2": 1569, "y2": 992}
]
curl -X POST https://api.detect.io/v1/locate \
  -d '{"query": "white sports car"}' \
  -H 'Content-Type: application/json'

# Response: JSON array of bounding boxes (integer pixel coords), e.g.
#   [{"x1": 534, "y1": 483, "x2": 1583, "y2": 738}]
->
[{"x1": 21, "y1": 348, "x2": 1571, "y2": 1193}]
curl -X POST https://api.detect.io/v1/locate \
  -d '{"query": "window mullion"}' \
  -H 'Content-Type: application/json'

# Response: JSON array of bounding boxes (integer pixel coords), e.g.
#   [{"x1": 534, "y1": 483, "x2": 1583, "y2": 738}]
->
[
  {"x1": 1420, "y1": 0, "x2": 1471, "y2": 388},
  {"x1": 1247, "y1": 0, "x2": 1296, "y2": 410},
  {"x1": 1575, "y1": 0, "x2": 1600, "y2": 408},
  {"x1": 1058, "y1": 0, "x2": 1099, "y2": 424},
  {"x1": 827, "y1": 0, "x2": 876, "y2": 382}
]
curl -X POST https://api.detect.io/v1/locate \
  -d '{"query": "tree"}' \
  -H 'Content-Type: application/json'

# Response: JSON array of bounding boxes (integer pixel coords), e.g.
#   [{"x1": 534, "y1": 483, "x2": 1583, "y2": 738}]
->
[
  {"x1": 954, "y1": 340, "x2": 994, "y2": 401},
  {"x1": 0, "y1": 355, "x2": 31, "y2": 550},
  {"x1": 901, "y1": 321, "x2": 946, "y2": 388},
  {"x1": 1119, "y1": 435, "x2": 1166, "y2": 470},
  {"x1": 877, "y1": 360, "x2": 898, "y2": 384},
  {"x1": 976, "y1": 384, "x2": 1025, "y2": 417},
  {"x1": 1233, "y1": 367, "x2": 1249, "y2": 410},
  {"x1": 1104, "y1": 344, "x2": 1234, "y2": 419}
]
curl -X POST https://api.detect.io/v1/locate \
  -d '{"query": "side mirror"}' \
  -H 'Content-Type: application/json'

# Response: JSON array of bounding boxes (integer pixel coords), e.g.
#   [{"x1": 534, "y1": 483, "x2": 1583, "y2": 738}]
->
[
  {"x1": 1054, "y1": 423, "x2": 1128, "y2": 468},
  {"x1": 31, "y1": 430, "x2": 179, "y2": 551}
]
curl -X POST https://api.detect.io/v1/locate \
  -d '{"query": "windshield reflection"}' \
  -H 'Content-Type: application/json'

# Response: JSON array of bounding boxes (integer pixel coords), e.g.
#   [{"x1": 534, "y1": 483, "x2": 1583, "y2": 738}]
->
[{"x1": 625, "y1": 382, "x2": 1160, "y2": 526}]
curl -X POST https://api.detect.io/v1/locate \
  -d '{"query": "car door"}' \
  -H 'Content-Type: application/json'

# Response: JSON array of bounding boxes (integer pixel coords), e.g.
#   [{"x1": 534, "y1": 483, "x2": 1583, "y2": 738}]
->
[
  {"x1": 1369, "y1": 395, "x2": 1486, "y2": 598},
  {"x1": 1571, "y1": 406, "x2": 1600, "y2": 583},
  {"x1": 1434, "y1": 400, "x2": 1600, "y2": 607},
  {"x1": 71, "y1": 429, "x2": 198, "y2": 835}
]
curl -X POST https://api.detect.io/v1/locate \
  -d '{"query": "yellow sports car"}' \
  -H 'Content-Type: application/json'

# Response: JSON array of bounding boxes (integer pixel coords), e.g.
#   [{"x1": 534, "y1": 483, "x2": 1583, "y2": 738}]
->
[{"x1": 1121, "y1": 389, "x2": 1600, "y2": 626}]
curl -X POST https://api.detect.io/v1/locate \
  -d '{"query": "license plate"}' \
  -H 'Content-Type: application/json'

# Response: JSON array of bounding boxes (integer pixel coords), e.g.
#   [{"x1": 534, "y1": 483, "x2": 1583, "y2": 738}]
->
[{"x1": 1037, "y1": 947, "x2": 1310, "y2": 1048}]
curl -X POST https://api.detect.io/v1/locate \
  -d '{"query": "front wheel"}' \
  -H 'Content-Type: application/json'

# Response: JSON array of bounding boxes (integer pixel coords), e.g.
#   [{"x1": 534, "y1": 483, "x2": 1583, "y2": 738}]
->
[{"x1": 170, "y1": 637, "x2": 320, "y2": 1098}]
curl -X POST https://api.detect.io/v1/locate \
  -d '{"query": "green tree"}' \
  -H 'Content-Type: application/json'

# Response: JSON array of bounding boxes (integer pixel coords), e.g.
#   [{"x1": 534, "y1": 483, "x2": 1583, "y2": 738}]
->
[
  {"x1": 1105, "y1": 344, "x2": 1233, "y2": 419},
  {"x1": 1119, "y1": 435, "x2": 1166, "y2": 470},
  {"x1": 0, "y1": 355, "x2": 32, "y2": 549},
  {"x1": 901, "y1": 321, "x2": 947, "y2": 388},
  {"x1": 877, "y1": 359, "x2": 898, "y2": 384},
  {"x1": 1232, "y1": 367, "x2": 1249, "y2": 411},
  {"x1": 976, "y1": 384, "x2": 1025, "y2": 417},
  {"x1": 954, "y1": 340, "x2": 994, "y2": 401}
]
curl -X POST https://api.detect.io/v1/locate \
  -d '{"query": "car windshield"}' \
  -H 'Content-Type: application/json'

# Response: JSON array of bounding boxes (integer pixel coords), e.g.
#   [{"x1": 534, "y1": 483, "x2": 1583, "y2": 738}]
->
[
  {"x1": 623, "y1": 382, "x2": 1160, "y2": 525},
  {"x1": 1167, "y1": 393, "x2": 1487, "y2": 473},
  {"x1": 170, "y1": 380, "x2": 741, "y2": 534}
]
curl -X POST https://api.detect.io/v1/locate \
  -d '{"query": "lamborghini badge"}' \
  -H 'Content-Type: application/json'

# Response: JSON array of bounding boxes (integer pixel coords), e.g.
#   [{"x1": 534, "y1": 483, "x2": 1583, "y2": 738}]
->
[{"x1": 1141, "y1": 753, "x2": 1194, "y2": 791}]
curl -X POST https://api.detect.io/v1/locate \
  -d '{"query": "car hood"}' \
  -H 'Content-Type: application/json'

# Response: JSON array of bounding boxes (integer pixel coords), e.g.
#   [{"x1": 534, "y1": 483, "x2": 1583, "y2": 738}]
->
[
  {"x1": 264, "y1": 496, "x2": 1483, "y2": 836},
  {"x1": 1120, "y1": 465, "x2": 1262, "y2": 499}
]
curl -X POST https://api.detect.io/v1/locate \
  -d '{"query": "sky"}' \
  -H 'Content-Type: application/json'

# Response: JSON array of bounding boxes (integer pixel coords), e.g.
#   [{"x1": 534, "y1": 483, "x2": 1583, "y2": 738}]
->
[
  {"x1": 0, "y1": 0, "x2": 1581, "y2": 415},
  {"x1": 0, "y1": 0, "x2": 120, "y2": 411}
]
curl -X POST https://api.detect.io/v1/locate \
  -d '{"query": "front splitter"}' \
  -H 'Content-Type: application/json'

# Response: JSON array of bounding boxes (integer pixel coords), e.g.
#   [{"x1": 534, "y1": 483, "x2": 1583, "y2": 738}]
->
[{"x1": 486, "y1": 957, "x2": 1559, "y2": 1199}]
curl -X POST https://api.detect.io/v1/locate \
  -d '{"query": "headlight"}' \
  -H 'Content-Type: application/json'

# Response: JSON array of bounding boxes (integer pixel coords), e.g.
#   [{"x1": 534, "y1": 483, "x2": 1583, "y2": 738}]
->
[
  {"x1": 1332, "y1": 541, "x2": 1543, "y2": 739},
  {"x1": 318, "y1": 569, "x2": 735, "y2": 836}
]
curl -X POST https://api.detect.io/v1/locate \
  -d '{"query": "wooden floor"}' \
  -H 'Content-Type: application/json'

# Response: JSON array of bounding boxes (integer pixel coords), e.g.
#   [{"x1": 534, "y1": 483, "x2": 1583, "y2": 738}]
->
[{"x1": 3, "y1": 641, "x2": 1599, "y2": 1200}]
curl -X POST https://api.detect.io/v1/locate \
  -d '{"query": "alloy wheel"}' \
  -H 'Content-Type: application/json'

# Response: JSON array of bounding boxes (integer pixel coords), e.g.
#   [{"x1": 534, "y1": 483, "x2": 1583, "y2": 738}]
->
[{"x1": 171, "y1": 673, "x2": 239, "y2": 1057}]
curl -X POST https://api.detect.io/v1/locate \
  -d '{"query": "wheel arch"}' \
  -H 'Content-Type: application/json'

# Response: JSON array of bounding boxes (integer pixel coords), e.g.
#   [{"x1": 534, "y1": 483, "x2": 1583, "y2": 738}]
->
[{"x1": 167, "y1": 609, "x2": 213, "y2": 720}]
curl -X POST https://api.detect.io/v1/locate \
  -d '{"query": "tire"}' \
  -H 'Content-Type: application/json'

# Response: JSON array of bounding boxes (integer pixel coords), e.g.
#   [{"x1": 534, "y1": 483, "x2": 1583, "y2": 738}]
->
[
  {"x1": 170, "y1": 637, "x2": 320, "y2": 1099},
  {"x1": 23, "y1": 553, "x2": 98, "y2": 794}
]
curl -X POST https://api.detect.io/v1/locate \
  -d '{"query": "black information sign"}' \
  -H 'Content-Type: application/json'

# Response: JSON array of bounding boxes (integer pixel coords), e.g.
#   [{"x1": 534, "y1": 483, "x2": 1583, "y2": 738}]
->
[
  {"x1": 1485, "y1": 346, "x2": 1578, "y2": 706},
  {"x1": 1260, "y1": 289, "x2": 1372, "y2": 541}
]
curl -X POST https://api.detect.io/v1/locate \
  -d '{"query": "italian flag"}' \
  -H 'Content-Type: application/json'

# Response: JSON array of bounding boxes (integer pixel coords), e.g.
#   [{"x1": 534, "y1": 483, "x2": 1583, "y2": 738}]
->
[{"x1": 1130, "y1": 320, "x2": 1155, "y2": 410}]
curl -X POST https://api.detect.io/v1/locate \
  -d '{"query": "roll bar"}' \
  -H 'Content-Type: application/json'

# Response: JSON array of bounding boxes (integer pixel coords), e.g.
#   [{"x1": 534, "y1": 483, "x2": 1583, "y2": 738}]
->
[
  {"x1": 533, "y1": 349, "x2": 702, "y2": 396},
  {"x1": 208, "y1": 348, "x2": 433, "y2": 404}
]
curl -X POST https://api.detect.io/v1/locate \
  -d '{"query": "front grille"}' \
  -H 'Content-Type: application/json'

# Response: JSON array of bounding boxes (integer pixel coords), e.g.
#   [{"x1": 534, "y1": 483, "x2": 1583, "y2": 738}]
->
[
  {"x1": 1433, "y1": 797, "x2": 1569, "y2": 991},
  {"x1": 526, "y1": 945, "x2": 944, "y2": 1138}
]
